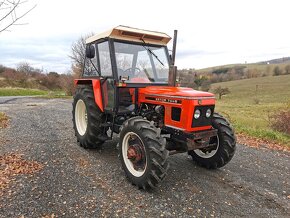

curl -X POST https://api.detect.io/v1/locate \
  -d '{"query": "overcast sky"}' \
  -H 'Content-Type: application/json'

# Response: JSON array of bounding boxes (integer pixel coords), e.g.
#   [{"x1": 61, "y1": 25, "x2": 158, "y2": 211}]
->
[{"x1": 0, "y1": 0, "x2": 289, "y2": 73}]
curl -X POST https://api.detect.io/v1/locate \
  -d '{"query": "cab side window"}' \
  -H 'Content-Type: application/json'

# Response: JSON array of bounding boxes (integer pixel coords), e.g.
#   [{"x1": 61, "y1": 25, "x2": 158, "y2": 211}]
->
[{"x1": 97, "y1": 41, "x2": 112, "y2": 76}]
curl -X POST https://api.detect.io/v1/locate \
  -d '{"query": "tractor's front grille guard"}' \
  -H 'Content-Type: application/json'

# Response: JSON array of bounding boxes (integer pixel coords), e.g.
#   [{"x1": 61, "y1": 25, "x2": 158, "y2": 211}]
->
[{"x1": 191, "y1": 105, "x2": 215, "y2": 128}]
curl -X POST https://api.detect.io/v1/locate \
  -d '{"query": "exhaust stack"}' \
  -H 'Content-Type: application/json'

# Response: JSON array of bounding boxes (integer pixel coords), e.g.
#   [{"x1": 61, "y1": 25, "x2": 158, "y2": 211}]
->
[{"x1": 169, "y1": 30, "x2": 178, "y2": 87}]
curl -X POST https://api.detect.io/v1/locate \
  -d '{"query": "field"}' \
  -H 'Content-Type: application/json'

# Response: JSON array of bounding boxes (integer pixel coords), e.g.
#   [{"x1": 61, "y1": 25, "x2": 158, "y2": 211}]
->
[{"x1": 210, "y1": 74, "x2": 290, "y2": 146}]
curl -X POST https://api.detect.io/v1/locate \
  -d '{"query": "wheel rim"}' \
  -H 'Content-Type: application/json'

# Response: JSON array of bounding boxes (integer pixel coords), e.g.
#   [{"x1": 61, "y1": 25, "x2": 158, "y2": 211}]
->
[
  {"x1": 193, "y1": 135, "x2": 219, "y2": 158},
  {"x1": 122, "y1": 132, "x2": 147, "y2": 177},
  {"x1": 75, "y1": 99, "x2": 88, "y2": 136}
]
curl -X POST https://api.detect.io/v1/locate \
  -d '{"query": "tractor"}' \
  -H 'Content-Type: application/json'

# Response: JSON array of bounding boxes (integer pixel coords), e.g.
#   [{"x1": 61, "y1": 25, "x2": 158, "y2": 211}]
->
[{"x1": 72, "y1": 26, "x2": 236, "y2": 189}]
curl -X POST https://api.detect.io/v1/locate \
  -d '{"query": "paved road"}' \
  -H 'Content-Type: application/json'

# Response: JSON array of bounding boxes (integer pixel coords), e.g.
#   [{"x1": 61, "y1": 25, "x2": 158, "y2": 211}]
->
[{"x1": 0, "y1": 97, "x2": 289, "y2": 217}]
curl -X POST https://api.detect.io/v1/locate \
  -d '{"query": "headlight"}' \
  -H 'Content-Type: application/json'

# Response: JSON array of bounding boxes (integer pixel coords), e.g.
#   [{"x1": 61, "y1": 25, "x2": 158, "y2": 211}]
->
[
  {"x1": 206, "y1": 108, "x2": 212, "y2": 118},
  {"x1": 194, "y1": 109, "x2": 201, "y2": 119}
]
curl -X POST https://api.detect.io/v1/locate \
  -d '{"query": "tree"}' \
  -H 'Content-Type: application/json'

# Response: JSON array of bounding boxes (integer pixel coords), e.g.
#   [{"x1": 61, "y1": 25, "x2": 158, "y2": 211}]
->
[
  {"x1": 0, "y1": 0, "x2": 36, "y2": 33},
  {"x1": 273, "y1": 66, "x2": 282, "y2": 76},
  {"x1": 69, "y1": 33, "x2": 94, "y2": 78},
  {"x1": 17, "y1": 61, "x2": 34, "y2": 73},
  {"x1": 213, "y1": 86, "x2": 230, "y2": 99},
  {"x1": 200, "y1": 80, "x2": 211, "y2": 92},
  {"x1": 0, "y1": 64, "x2": 5, "y2": 73}
]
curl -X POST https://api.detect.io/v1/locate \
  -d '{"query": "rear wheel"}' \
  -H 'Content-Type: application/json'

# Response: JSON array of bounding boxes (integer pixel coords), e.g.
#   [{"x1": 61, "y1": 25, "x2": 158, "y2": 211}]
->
[
  {"x1": 118, "y1": 117, "x2": 169, "y2": 189},
  {"x1": 189, "y1": 113, "x2": 236, "y2": 169},
  {"x1": 72, "y1": 85, "x2": 107, "y2": 149}
]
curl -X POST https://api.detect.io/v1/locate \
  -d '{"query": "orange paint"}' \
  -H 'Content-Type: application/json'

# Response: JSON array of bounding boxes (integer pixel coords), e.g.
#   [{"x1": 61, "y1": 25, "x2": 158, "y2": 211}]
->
[
  {"x1": 74, "y1": 80, "x2": 216, "y2": 132},
  {"x1": 139, "y1": 86, "x2": 216, "y2": 132},
  {"x1": 74, "y1": 79, "x2": 104, "y2": 112}
]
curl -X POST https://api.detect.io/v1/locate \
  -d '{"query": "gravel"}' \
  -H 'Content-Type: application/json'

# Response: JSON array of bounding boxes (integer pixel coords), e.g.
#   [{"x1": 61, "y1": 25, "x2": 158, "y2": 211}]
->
[{"x1": 0, "y1": 96, "x2": 289, "y2": 217}]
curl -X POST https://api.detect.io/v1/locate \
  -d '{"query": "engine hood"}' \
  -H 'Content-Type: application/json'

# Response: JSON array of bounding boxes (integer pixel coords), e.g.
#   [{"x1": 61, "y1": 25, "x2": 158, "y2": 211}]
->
[{"x1": 139, "y1": 86, "x2": 215, "y2": 98}]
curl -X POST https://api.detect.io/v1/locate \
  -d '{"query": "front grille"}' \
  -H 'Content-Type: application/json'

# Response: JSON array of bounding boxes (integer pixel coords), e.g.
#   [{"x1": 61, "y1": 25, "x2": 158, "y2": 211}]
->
[{"x1": 191, "y1": 105, "x2": 215, "y2": 128}]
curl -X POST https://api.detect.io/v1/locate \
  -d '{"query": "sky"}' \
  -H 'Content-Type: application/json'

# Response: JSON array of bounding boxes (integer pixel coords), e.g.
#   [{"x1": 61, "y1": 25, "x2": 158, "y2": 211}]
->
[{"x1": 0, "y1": 0, "x2": 290, "y2": 73}]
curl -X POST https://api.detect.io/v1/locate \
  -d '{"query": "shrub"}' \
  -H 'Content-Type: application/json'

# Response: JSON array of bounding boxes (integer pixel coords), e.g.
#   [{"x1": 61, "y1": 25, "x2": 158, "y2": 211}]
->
[
  {"x1": 253, "y1": 98, "x2": 260, "y2": 104},
  {"x1": 285, "y1": 65, "x2": 290, "y2": 75},
  {"x1": 273, "y1": 66, "x2": 282, "y2": 76},
  {"x1": 269, "y1": 110, "x2": 290, "y2": 135}
]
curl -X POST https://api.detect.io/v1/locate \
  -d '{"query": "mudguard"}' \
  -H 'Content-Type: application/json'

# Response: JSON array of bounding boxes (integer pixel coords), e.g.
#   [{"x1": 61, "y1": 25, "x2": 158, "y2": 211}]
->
[{"x1": 74, "y1": 79, "x2": 104, "y2": 112}]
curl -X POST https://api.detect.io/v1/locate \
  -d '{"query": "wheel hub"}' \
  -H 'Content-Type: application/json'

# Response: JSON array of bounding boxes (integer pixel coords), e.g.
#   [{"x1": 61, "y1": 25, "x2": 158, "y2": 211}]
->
[
  {"x1": 127, "y1": 144, "x2": 144, "y2": 163},
  {"x1": 122, "y1": 131, "x2": 147, "y2": 177}
]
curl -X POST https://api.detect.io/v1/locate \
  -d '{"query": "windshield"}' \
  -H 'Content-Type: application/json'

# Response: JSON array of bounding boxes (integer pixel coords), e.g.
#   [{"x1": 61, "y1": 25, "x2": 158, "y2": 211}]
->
[{"x1": 114, "y1": 42, "x2": 169, "y2": 83}]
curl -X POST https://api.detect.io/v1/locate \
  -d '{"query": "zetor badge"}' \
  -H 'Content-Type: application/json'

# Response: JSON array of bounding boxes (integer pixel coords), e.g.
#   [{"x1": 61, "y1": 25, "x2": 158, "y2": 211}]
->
[{"x1": 72, "y1": 26, "x2": 236, "y2": 190}]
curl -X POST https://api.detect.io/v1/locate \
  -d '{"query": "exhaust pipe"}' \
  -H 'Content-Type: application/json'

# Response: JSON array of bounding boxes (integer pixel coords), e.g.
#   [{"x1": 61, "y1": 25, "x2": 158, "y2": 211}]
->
[
  {"x1": 171, "y1": 30, "x2": 178, "y2": 65},
  {"x1": 169, "y1": 30, "x2": 178, "y2": 87}
]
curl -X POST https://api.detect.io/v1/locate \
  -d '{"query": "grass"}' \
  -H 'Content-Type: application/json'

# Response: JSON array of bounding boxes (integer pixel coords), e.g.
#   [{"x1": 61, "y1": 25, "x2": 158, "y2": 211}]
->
[
  {"x1": 210, "y1": 74, "x2": 290, "y2": 146},
  {"x1": 0, "y1": 87, "x2": 70, "y2": 98},
  {"x1": 0, "y1": 112, "x2": 9, "y2": 128},
  {"x1": 0, "y1": 87, "x2": 48, "y2": 96}
]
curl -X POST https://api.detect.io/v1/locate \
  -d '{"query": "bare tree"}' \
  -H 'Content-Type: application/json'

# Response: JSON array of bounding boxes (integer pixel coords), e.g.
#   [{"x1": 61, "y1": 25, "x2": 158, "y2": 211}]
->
[
  {"x1": 0, "y1": 0, "x2": 36, "y2": 33},
  {"x1": 213, "y1": 86, "x2": 230, "y2": 99},
  {"x1": 69, "y1": 33, "x2": 94, "y2": 78}
]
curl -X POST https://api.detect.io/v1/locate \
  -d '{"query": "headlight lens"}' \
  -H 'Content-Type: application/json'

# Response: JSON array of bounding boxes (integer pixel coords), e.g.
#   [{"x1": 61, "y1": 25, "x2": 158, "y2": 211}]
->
[
  {"x1": 194, "y1": 109, "x2": 201, "y2": 119},
  {"x1": 206, "y1": 108, "x2": 212, "y2": 118}
]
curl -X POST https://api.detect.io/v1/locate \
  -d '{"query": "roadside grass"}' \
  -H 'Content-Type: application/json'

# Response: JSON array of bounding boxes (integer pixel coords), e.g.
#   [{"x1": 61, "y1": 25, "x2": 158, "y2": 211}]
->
[
  {"x1": 0, "y1": 87, "x2": 48, "y2": 96},
  {"x1": 0, "y1": 112, "x2": 9, "y2": 128},
  {"x1": 0, "y1": 87, "x2": 71, "y2": 98},
  {"x1": 210, "y1": 74, "x2": 290, "y2": 147}
]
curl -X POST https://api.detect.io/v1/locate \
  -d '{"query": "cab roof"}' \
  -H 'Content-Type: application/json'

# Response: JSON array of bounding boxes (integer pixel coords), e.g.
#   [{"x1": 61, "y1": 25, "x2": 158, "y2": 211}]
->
[{"x1": 86, "y1": 25, "x2": 171, "y2": 45}]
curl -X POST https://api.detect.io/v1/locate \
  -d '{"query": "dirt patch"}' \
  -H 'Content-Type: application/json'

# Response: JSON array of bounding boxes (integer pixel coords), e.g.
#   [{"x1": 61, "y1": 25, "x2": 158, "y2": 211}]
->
[
  {"x1": 0, "y1": 112, "x2": 9, "y2": 128},
  {"x1": 0, "y1": 153, "x2": 43, "y2": 195},
  {"x1": 237, "y1": 133, "x2": 290, "y2": 152}
]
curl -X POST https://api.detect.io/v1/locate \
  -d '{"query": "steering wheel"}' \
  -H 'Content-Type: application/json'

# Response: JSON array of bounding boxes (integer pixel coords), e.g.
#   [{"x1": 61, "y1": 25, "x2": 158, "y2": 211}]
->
[{"x1": 124, "y1": 67, "x2": 141, "y2": 76}]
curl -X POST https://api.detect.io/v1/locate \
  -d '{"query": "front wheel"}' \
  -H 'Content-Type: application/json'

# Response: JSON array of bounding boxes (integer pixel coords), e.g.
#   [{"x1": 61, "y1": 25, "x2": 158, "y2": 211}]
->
[
  {"x1": 189, "y1": 113, "x2": 236, "y2": 169},
  {"x1": 118, "y1": 117, "x2": 169, "y2": 189}
]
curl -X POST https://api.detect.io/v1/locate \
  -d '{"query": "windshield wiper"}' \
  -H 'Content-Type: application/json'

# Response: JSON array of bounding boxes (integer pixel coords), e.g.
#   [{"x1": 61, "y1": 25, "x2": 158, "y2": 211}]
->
[{"x1": 141, "y1": 39, "x2": 164, "y2": 66}]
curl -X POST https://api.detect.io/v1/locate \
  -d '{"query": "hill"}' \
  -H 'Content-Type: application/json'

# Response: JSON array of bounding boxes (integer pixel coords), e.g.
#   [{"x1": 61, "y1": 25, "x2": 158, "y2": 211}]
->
[
  {"x1": 210, "y1": 75, "x2": 290, "y2": 146},
  {"x1": 197, "y1": 56, "x2": 290, "y2": 74}
]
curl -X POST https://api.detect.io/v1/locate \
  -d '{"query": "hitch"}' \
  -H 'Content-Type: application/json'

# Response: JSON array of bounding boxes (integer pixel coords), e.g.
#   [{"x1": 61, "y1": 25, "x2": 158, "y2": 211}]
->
[{"x1": 187, "y1": 129, "x2": 218, "y2": 150}]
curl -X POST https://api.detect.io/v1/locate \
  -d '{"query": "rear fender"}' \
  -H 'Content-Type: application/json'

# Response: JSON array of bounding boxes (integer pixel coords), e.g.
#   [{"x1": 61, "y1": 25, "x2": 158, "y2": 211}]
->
[{"x1": 74, "y1": 79, "x2": 104, "y2": 112}]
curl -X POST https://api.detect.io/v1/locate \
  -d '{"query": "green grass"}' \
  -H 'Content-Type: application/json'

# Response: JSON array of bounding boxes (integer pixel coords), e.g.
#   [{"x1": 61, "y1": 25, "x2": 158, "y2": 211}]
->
[
  {"x1": 0, "y1": 88, "x2": 48, "y2": 96},
  {"x1": 0, "y1": 88, "x2": 71, "y2": 98},
  {"x1": 210, "y1": 74, "x2": 290, "y2": 146}
]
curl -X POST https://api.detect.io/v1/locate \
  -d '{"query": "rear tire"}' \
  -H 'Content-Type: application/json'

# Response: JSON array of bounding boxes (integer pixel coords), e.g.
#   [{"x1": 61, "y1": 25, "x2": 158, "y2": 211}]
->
[
  {"x1": 72, "y1": 85, "x2": 107, "y2": 149},
  {"x1": 189, "y1": 113, "x2": 236, "y2": 169},
  {"x1": 118, "y1": 117, "x2": 169, "y2": 189}
]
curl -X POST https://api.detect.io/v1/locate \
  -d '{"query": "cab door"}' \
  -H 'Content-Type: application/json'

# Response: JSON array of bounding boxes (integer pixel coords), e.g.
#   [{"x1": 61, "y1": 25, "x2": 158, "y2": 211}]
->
[{"x1": 96, "y1": 41, "x2": 115, "y2": 111}]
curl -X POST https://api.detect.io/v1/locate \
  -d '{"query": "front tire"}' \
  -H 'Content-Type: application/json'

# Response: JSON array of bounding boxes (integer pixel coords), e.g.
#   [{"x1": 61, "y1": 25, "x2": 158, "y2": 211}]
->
[
  {"x1": 189, "y1": 113, "x2": 236, "y2": 169},
  {"x1": 72, "y1": 85, "x2": 107, "y2": 149},
  {"x1": 118, "y1": 117, "x2": 169, "y2": 189}
]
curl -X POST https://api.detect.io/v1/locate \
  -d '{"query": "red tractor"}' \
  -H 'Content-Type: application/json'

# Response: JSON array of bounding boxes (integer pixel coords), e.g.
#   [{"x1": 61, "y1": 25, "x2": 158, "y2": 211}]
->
[{"x1": 72, "y1": 26, "x2": 236, "y2": 189}]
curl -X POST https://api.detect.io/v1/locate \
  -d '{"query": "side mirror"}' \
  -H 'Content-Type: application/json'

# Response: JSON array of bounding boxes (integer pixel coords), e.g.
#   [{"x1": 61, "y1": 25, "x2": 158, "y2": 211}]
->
[{"x1": 86, "y1": 44, "x2": 95, "y2": 59}]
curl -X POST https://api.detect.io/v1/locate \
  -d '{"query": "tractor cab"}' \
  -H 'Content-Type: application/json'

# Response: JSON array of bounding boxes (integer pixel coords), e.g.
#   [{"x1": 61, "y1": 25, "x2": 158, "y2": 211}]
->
[{"x1": 80, "y1": 26, "x2": 174, "y2": 113}]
